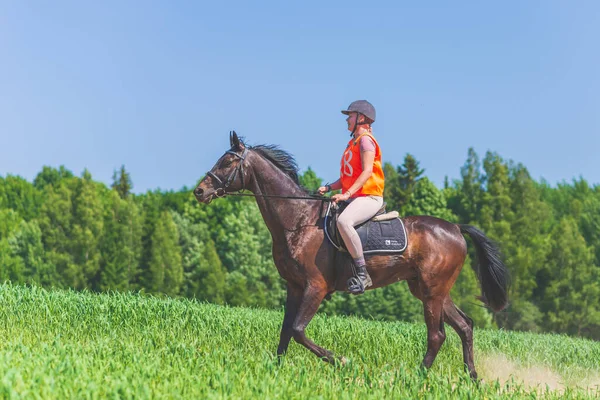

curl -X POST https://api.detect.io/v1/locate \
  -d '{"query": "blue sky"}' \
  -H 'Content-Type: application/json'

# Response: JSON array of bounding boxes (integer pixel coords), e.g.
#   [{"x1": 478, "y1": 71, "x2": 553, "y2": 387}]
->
[{"x1": 1, "y1": 1, "x2": 599, "y2": 193}]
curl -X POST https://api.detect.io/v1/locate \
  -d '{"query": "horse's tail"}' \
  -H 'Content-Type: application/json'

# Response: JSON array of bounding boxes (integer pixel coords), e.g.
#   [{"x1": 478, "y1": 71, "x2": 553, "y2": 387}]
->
[{"x1": 459, "y1": 224, "x2": 510, "y2": 312}]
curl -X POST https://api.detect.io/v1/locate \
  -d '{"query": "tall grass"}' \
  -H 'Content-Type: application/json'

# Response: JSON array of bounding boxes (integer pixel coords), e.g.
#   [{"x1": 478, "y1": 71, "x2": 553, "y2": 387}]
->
[{"x1": 0, "y1": 284, "x2": 597, "y2": 399}]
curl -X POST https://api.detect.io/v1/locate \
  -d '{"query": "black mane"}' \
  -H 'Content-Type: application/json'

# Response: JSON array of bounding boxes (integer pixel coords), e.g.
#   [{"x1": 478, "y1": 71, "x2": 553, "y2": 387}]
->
[{"x1": 250, "y1": 144, "x2": 300, "y2": 185}]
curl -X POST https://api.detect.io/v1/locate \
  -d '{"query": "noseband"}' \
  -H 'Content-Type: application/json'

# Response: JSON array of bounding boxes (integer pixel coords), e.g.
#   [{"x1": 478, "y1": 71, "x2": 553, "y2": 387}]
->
[{"x1": 206, "y1": 148, "x2": 249, "y2": 197}]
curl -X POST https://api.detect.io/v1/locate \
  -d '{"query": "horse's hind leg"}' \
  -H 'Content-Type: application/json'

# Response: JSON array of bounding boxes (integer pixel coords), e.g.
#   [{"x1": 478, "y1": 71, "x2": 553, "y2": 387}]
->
[
  {"x1": 291, "y1": 284, "x2": 340, "y2": 364},
  {"x1": 407, "y1": 279, "x2": 446, "y2": 370},
  {"x1": 443, "y1": 299, "x2": 477, "y2": 379}
]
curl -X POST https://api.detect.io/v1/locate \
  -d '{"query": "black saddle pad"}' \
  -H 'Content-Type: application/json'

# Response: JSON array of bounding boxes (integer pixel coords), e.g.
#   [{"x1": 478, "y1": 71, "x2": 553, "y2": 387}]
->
[
  {"x1": 325, "y1": 204, "x2": 408, "y2": 254},
  {"x1": 356, "y1": 218, "x2": 407, "y2": 254}
]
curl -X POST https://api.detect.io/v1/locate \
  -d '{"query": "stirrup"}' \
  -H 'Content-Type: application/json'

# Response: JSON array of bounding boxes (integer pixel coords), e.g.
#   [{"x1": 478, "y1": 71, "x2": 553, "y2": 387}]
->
[
  {"x1": 347, "y1": 274, "x2": 372, "y2": 295},
  {"x1": 347, "y1": 276, "x2": 365, "y2": 294}
]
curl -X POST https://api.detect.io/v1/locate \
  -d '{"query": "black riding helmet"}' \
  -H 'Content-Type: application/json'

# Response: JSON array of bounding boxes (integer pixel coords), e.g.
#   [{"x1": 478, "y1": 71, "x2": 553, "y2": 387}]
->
[{"x1": 341, "y1": 100, "x2": 376, "y2": 136}]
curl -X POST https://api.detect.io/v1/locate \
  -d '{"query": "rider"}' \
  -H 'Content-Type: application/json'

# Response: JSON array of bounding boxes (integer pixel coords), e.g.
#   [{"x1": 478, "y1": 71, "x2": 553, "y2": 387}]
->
[{"x1": 317, "y1": 100, "x2": 385, "y2": 295}]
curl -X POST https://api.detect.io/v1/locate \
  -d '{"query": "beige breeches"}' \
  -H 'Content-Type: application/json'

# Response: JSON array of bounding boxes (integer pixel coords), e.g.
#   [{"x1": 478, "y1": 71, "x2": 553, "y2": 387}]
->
[{"x1": 336, "y1": 196, "x2": 384, "y2": 259}]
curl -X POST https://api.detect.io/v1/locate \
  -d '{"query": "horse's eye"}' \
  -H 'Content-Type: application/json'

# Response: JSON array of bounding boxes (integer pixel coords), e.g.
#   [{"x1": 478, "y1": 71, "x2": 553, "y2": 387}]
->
[{"x1": 221, "y1": 159, "x2": 233, "y2": 168}]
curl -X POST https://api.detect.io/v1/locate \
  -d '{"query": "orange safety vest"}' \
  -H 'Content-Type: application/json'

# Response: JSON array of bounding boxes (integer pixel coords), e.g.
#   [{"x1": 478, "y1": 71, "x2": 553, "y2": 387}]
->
[{"x1": 340, "y1": 133, "x2": 385, "y2": 197}]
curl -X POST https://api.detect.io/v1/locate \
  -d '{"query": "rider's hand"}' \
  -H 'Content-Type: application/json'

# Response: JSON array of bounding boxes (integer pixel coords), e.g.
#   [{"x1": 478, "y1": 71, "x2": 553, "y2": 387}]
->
[
  {"x1": 317, "y1": 186, "x2": 329, "y2": 195},
  {"x1": 331, "y1": 192, "x2": 351, "y2": 203}
]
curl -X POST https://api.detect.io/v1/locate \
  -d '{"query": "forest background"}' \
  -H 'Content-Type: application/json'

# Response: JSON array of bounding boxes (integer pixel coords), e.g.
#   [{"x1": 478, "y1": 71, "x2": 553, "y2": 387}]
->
[{"x1": 1, "y1": 147, "x2": 599, "y2": 341}]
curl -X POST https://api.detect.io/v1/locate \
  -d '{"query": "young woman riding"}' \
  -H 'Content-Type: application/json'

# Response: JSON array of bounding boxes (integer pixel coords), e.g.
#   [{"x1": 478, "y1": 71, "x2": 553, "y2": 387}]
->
[{"x1": 317, "y1": 100, "x2": 385, "y2": 295}]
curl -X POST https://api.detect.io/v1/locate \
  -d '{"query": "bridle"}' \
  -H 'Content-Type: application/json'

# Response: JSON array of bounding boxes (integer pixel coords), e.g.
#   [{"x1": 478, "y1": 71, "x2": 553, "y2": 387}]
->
[{"x1": 206, "y1": 148, "x2": 249, "y2": 197}]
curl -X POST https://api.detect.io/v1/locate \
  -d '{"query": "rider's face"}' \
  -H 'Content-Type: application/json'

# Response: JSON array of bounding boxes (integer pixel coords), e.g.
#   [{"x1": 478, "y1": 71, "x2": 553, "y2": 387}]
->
[{"x1": 346, "y1": 112, "x2": 358, "y2": 132}]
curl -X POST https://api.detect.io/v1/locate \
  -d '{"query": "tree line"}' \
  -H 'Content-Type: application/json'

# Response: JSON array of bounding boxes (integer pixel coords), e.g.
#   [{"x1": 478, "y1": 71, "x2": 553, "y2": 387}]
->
[{"x1": 0, "y1": 149, "x2": 598, "y2": 340}]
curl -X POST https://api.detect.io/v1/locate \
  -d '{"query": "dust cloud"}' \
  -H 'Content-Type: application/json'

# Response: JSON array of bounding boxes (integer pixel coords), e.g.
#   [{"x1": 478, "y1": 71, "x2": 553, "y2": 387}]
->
[{"x1": 479, "y1": 353, "x2": 600, "y2": 395}]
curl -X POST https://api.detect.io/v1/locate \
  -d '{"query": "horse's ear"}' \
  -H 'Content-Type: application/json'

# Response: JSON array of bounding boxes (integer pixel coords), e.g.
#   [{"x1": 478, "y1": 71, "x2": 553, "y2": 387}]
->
[
  {"x1": 229, "y1": 131, "x2": 234, "y2": 147},
  {"x1": 231, "y1": 130, "x2": 243, "y2": 150}
]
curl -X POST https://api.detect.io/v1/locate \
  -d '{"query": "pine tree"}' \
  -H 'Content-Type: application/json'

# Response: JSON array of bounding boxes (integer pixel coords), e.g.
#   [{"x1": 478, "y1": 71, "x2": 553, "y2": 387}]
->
[
  {"x1": 172, "y1": 212, "x2": 227, "y2": 303},
  {"x1": 99, "y1": 191, "x2": 142, "y2": 291},
  {"x1": 543, "y1": 218, "x2": 600, "y2": 338},
  {"x1": 480, "y1": 152, "x2": 514, "y2": 234},
  {"x1": 394, "y1": 154, "x2": 425, "y2": 212},
  {"x1": 70, "y1": 171, "x2": 104, "y2": 289},
  {"x1": 225, "y1": 271, "x2": 250, "y2": 306},
  {"x1": 38, "y1": 180, "x2": 75, "y2": 288},
  {"x1": 138, "y1": 192, "x2": 163, "y2": 291},
  {"x1": 453, "y1": 148, "x2": 484, "y2": 224},
  {"x1": 148, "y1": 210, "x2": 183, "y2": 296},
  {"x1": 0, "y1": 209, "x2": 25, "y2": 283},
  {"x1": 111, "y1": 165, "x2": 133, "y2": 199},
  {"x1": 571, "y1": 179, "x2": 600, "y2": 265},
  {"x1": 198, "y1": 240, "x2": 227, "y2": 304},
  {"x1": 8, "y1": 220, "x2": 57, "y2": 286},
  {"x1": 214, "y1": 198, "x2": 285, "y2": 307},
  {"x1": 501, "y1": 163, "x2": 552, "y2": 331}
]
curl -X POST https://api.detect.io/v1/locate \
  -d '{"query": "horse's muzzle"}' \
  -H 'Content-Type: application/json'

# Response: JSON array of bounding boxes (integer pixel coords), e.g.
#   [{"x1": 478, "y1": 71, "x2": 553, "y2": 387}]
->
[
  {"x1": 194, "y1": 187, "x2": 224, "y2": 204},
  {"x1": 194, "y1": 187, "x2": 211, "y2": 204}
]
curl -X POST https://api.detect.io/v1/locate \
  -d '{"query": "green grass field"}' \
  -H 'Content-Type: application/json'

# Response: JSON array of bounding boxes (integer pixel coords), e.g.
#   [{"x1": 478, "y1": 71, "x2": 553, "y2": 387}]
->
[{"x1": 0, "y1": 284, "x2": 598, "y2": 399}]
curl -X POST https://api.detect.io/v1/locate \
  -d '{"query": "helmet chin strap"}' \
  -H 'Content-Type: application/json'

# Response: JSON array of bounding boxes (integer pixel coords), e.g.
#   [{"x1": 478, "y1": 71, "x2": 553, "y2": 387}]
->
[{"x1": 349, "y1": 113, "x2": 366, "y2": 137}]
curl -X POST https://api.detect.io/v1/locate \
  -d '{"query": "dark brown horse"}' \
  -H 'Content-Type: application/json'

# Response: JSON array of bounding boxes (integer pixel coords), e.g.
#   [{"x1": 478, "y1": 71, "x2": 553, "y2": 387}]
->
[{"x1": 194, "y1": 132, "x2": 509, "y2": 379}]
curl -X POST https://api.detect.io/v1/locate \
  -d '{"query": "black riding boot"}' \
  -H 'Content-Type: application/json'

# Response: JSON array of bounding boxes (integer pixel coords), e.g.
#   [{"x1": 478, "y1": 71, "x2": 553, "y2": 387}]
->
[{"x1": 347, "y1": 263, "x2": 373, "y2": 295}]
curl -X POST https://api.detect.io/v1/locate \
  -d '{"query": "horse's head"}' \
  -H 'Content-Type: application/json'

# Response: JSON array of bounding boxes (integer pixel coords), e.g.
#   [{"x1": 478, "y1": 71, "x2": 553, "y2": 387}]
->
[{"x1": 194, "y1": 131, "x2": 249, "y2": 204}]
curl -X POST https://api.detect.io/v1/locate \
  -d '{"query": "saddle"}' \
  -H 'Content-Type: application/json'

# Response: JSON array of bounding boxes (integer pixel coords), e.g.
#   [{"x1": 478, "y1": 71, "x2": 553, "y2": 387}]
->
[{"x1": 324, "y1": 201, "x2": 408, "y2": 254}]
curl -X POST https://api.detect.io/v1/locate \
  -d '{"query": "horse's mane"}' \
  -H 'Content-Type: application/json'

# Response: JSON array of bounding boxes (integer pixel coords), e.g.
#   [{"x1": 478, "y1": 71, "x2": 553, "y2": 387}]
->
[{"x1": 249, "y1": 144, "x2": 301, "y2": 185}]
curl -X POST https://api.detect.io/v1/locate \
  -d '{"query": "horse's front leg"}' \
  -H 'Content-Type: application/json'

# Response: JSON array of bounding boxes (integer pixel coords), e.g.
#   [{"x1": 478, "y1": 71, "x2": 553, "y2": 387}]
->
[
  {"x1": 277, "y1": 283, "x2": 302, "y2": 358},
  {"x1": 291, "y1": 283, "x2": 342, "y2": 365}
]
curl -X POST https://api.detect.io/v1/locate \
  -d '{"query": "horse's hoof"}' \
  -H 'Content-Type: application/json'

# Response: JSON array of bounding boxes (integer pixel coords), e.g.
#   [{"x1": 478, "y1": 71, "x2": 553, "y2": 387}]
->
[
  {"x1": 339, "y1": 356, "x2": 348, "y2": 366},
  {"x1": 417, "y1": 364, "x2": 430, "y2": 378},
  {"x1": 276, "y1": 354, "x2": 286, "y2": 365}
]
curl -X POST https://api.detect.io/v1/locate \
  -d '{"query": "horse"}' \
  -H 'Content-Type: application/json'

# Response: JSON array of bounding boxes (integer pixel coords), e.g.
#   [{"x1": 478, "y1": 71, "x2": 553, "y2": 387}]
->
[{"x1": 194, "y1": 131, "x2": 509, "y2": 379}]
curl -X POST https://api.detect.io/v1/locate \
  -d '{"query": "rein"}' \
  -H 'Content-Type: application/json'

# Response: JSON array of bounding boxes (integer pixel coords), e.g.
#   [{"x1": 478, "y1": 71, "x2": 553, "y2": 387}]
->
[
  {"x1": 217, "y1": 191, "x2": 334, "y2": 202},
  {"x1": 206, "y1": 145, "x2": 334, "y2": 203}
]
